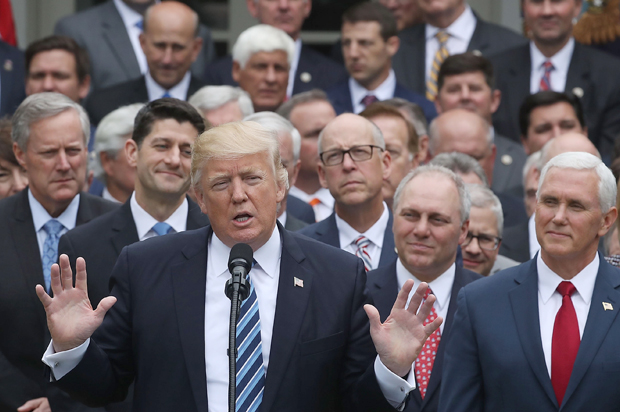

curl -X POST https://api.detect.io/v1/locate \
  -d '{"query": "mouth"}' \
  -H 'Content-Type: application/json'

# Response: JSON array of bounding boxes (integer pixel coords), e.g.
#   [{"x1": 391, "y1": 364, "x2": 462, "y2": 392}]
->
[
  {"x1": 233, "y1": 213, "x2": 254, "y2": 225},
  {"x1": 547, "y1": 230, "x2": 570, "y2": 239},
  {"x1": 462, "y1": 258, "x2": 482, "y2": 267}
]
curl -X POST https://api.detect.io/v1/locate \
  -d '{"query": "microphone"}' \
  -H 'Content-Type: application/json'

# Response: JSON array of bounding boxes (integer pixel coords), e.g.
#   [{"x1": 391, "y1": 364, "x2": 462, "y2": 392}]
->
[{"x1": 225, "y1": 243, "x2": 253, "y2": 301}]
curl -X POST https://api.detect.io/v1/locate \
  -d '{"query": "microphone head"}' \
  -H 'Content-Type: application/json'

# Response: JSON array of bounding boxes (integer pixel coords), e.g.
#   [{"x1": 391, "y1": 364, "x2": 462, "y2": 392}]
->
[{"x1": 228, "y1": 243, "x2": 253, "y2": 274}]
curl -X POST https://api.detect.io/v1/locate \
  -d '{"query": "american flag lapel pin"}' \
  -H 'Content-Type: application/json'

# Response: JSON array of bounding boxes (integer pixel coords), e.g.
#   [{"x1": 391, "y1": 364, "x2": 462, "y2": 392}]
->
[
  {"x1": 603, "y1": 302, "x2": 613, "y2": 311},
  {"x1": 294, "y1": 277, "x2": 304, "y2": 288}
]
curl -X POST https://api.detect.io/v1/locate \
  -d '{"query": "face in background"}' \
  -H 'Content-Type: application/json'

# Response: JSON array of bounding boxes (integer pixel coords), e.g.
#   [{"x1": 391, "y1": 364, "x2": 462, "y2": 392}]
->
[
  {"x1": 524, "y1": 164, "x2": 539, "y2": 217},
  {"x1": 126, "y1": 119, "x2": 198, "y2": 203},
  {"x1": 522, "y1": 0, "x2": 582, "y2": 48},
  {"x1": 318, "y1": 114, "x2": 391, "y2": 209},
  {"x1": 247, "y1": 0, "x2": 311, "y2": 40},
  {"x1": 233, "y1": 50, "x2": 289, "y2": 112},
  {"x1": 14, "y1": 109, "x2": 87, "y2": 217},
  {"x1": 368, "y1": 114, "x2": 418, "y2": 207},
  {"x1": 418, "y1": 0, "x2": 466, "y2": 25},
  {"x1": 140, "y1": 2, "x2": 203, "y2": 90},
  {"x1": 394, "y1": 172, "x2": 468, "y2": 281},
  {"x1": 379, "y1": 0, "x2": 423, "y2": 31},
  {"x1": 277, "y1": 131, "x2": 300, "y2": 192},
  {"x1": 536, "y1": 167, "x2": 616, "y2": 269},
  {"x1": 435, "y1": 71, "x2": 501, "y2": 123},
  {"x1": 521, "y1": 102, "x2": 584, "y2": 155},
  {"x1": 100, "y1": 134, "x2": 136, "y2": 203},
  {"x1": 461, "y1": 206, "x2": 501, "y2": 276},
  {"x1": 203, "y1": 101, "x2": 244, "y2": 126},
  {"x1": 289, "y1": 100, "x2": 336, "y2": 178},
  {"x1": 26, "y1": 49, "x2": 90, "y2": 102},
  {"x1": 0, "y1": 159, "x2": 28, "y2": 199},
  {"x1": 195, "y1": 151, "x2": 286, "y2": 251},
  {"x1": 341, "y1": 21, "x2": 399, "y2": 90}
]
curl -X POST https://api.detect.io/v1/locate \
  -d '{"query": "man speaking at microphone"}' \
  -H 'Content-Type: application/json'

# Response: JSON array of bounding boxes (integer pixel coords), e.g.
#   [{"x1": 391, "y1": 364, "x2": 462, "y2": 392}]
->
[{"x1": 37, "y1": 121, "x2": 441, "y2": 411}]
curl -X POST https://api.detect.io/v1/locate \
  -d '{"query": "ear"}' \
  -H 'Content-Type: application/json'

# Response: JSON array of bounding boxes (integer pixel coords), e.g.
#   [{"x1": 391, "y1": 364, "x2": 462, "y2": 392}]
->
[
  {"x1": 317, "y1": 161, "x2": 329, "y2": 189},
  {"x1": 490, "y1": 89, "x2": 501, "y2": 114},
  {"x1": 381, "y1": 149, "x2": 392, "y2": 180},
  {"x1": 457, "y1": 219, "x2": 470, "y2": 245},
  {"x1": 490, "y1": 143, "x2": 497, "y2": 164},
  {"x1": 13, "y1": 142, "x2": 27, "y2": 170},
  {"x1": 303, "y1": 0, "x2": 312, "y2": 18},
  {"x1": 78, "y1": 74, "x2": 91, "y2": 101},
  {"x1": 100, "y1": 151, "x2": 115, "y2": 176},
  {"x1": 194, "y1": 184, "x2": 210, "y2": 215},
  {"x1": 386, "y1": 36, "x2": 400, "y2": 57},
  {"x1": 125, "y1": 139, "x2": 139, "y2": 168},
  {"x1": 573, "y1": 0, "x2": 583, "y2": 19},
  {"x1": 434, "y1": 99, "x2": 443, "y2": 114},
  {"x1": 139, "y1": 32, "x2": 147, "y2": 54},
  {"x1": 290, "y1": 159, "x2": 301, "y2": 187},
  {"x1": 599, "y1": 207, "x2": 618, "y2": 238},
  {"x1": 417, "y1": 135, "x2": 430, "y2": 164},
  {"x1": 232, "y1": 60, "x2": 241, "y2": 83},
  {"x1": 246, "y1": 0, "x2": 259, "y2": 19},
  {"x1": 276, "y1": 178, "x2": 286, "y2": 204},
  {"x1": 190, "y1": 37, "x2": 203, "y2": 63}
]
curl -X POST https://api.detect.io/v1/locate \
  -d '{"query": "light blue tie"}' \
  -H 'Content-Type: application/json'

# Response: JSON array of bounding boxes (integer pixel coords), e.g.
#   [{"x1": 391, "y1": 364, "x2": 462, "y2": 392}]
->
[
  {"x1": 161, "y1": 92, "x2": 172, "y2": 98},
  {"x1": 151, "y1": 222, "x2": 173, "y2": 236},
  {"x1": 135, "y1": 20, "x2": 143, "y2": 31},
  {"x1": 42, "y1": 220, "x2": 64, "y2": 292},
  {"x1": 236, "y1": 273, "x2": 265, "y2": 412}
]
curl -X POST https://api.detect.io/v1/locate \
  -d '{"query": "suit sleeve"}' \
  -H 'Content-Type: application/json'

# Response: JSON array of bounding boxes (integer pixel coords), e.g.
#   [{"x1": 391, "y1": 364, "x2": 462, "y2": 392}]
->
[{"x1": 437, "y1": 288, "x2": 484, "y2": 412}]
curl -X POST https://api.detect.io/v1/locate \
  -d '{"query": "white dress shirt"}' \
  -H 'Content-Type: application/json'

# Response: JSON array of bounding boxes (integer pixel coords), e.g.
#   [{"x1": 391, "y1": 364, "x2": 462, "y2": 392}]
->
[
  {"x1": 425, "y1": 5, "x2": 477, "y2": 84},
  {"x1": 529, "y1": 213, "x2": 541, "y2": 259},
  {"x1": 537, "y1": 252, "x2": 597, "y2": 376},
  {"x1": 395, "y1": 259, "x2": 456, "y2": 335},
  {"x1": 336, "y1": 202, "x2": 389, "y2": 270},
  {"x1": 129, "y1": 192, "x2": 188, "y2": 240},
  {"x1": 286, "y1": 39, "x2": 303, "y2": 98},
  {"x1": 277, "y1": 210, "x2": 288, "y2": 227},
  {"x1": 529, "y1": 38, "x2": 575, "y2": 94},
  {"x1": 288, "y1": 186, "x2": 334, "y2": 222},
  {"x1": 113, "y1": 0, "x2": 149, "y2": 75},
  {"x1": 145, "y1": 70, "x2": 192, "y2": 102},
  {"x1": 29, "y1": 189, "x2": 80, "y2": 257},
  {"x1": 349, "y1": 70, "x2": 397, "y2": 114}
]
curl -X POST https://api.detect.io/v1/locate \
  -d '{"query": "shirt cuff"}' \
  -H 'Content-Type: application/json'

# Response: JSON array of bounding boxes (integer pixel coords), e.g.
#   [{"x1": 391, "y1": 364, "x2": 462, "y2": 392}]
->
[
  {"x1": 374, "y1": 355, "x2": 416, "y2": 411},
  {"x1": 41, "y1": 338, "x2": 90, "y2": 381}
]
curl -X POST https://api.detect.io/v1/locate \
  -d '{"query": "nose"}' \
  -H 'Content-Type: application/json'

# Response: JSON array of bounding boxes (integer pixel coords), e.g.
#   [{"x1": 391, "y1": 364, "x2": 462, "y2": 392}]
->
[
  {"x1": 460, "y1": 86, "x2": 470, "y2": 101},
  {"x1": 230, "y1": 178, "x2": 247, "y2": 204},
  {"x1": 265, "y1": 65, "x2": 277, "y2": 83},
  {"x1": 341, "y1": 151, "x2": 357, "y2": 171},
  {"x1": 56, "y1": 150, "x2": 71, "y2": 172},
  {"x1": 42, "y1": 75, "x2": 55, "y2": 91},
  {"x1": 541, "y1": 0, "x2": 554, "y2": 15},
  {"x1": 277, "y1": 0, "x2": 290, "y2": 9},
  {"x1": 412, "y1": 216, "x2": 430, "y2": 238},
  {"x1": 552, "y1": 203, "x2": 568, "y2": 225},
  {"x1": 161, "y1": 47, "x2": 174, "y2": 65},
  {"x1": 465, "y1": 236, "x2": 482, "y2": 255},
  {"x1": 165, "y1": 146, "x2": 181, "y2": 167}
]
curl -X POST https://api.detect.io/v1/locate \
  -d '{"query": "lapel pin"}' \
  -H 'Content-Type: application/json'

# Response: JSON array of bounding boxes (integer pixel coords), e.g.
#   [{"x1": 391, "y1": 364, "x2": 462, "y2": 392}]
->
[
  {"x1": 603, "y1": 302, "x2": 613, "y2": 311},
  {"x1": 300, "y1": 72, "x2": 312, "y2": 83},
  {"x1": 294, "y1": 277, "x2": 304, "y2": 288},
  {"x1": 472, "y1": 50, "x2": 482, "y2": 56},
  {"x1": 501, "y1": 154, "x2": 513, "y2": 165},
  {"x1": 572, "y1": 87, "x2": 584, "y2": 98},
  {"x1": 3, "y1": 59, "x2": 12, "y2": 72}
]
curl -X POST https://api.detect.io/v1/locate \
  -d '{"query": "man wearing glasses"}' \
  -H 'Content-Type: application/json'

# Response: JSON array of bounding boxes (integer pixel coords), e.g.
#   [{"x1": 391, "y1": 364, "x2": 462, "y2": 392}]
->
[
  {"x1": 299, "y1": 113, "x2": 397, "y2": 271},
  {"x1": 366, "y1": 164, "x2": 481, "y2": 412}
]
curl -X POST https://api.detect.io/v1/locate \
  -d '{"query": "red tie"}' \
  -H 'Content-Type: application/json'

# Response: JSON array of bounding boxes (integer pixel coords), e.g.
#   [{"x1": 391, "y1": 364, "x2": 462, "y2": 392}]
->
[
  {"x1": 539, "y1": 61, "x2": 554, "y2": 91},
  {"x1": 361, "y1": 94, "x2": 379, "y2": 107},
  {"x1": 551, "y1": 281, "x2": 580, "y2": 406},
  {"x1": 414, "y1": 287, "x2": 441, "y2": 399}
]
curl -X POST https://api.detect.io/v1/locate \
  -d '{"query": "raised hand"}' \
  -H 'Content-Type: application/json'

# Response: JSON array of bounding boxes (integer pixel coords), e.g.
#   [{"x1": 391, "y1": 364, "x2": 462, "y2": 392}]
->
[
  {"x1": 364, "y1": 280, "x2": 443, "y2": 377},
  {"x1": 36, "y1": 254, "x2": 116, "y2": 353}
]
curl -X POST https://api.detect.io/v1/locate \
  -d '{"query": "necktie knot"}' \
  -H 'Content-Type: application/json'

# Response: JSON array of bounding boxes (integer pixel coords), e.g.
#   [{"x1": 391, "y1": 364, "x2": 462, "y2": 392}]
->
[
  {"x1": 353, "y1": 236, "x2": 372, "y2": 272},
  {"x1": 152, "y1": 222, "x2": 173, "y2": 236},
  {"x1": 557, "y1": 281, "x2": 576, "y2": 298},
  {"x1": 543, "y1": 60, "x2": 554, "y2": 72},
  {"x1": 361, "y1": 94, "x2": 378, "y2": 107},
  {"x1": 161, "y1": 92, "x2": 172, "y2": 99},
  {"x1": 135, "y1": 20, "x2": 143, "y2": 31},
  {"x1": 436, "y1": 30, "x2": 449, "y2": 44},
  {"x1": 43, "y1": 219, "x2": 64, "y2": 236},
  {"x1": 423, "y1": 287, "x2": 434, "y2": 301}
]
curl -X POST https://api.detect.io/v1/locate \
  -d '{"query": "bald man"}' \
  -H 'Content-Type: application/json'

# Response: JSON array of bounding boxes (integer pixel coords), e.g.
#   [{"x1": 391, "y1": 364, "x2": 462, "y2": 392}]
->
[
  {"x1": 500, "y1": 132, "x2": 601, "y2": 263},
  {"x1": 85, "y1": 1, "x2": 205, "y2": 125}
]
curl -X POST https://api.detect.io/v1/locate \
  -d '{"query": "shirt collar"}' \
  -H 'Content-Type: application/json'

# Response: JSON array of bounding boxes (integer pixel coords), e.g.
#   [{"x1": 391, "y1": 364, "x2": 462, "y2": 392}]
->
[
  {"x1": 335, "y1": 202, "x2": 389, "y2": 249},
  {"x1": 129, "y1": 192, "x2": 188, "y2": 239},
  {"x1": 102, "y1": 187, "x2": 122, "y2": 203},
  {"x1": 537, "y1": 251, "x2": 598, "y2": 305},
  {"x1": 211, "y1": 225, "x2": 282, "y2": 279},
  {"x1": 145, "y1": 71, "x2": 192, "y2": 101},
  {"x1": 287, "y1": 39, "x2": 303, "y2": 98},
  {"x1": 29, "y1": 188, "x2": 80, "y2": 232},
  {"x1": 277, "y1": 211, "x2": 287, "y2": 227},
  {"x1": 426, "y1": 4, "x2": 476, "y2": 42},
  {"x1": 395, "y1": 259, "x2": 455, "y2": 311},
  {"x1": 530, "y1": 37, "x2": 575, "y2": 71},
  {"x1": 349, "y1": 69, "x2": 397, "y2": 104},
  {"x1": 113, "y1": 0, "x2": 144, "y2": 29}
]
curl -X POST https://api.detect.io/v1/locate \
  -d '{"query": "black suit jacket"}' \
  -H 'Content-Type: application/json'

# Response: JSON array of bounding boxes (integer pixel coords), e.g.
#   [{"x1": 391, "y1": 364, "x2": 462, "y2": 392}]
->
[
  {"x1": 0, "y1": 40, "x2": 25, "y2": 117},
  {"x1": 491, "y1": 133, "x2": 527, "y2": 198},
  {"x1": 367, "y1": 261, "x2": 482, "y2": 412},
  {"x1": 203, "y1": 44, "x2": 348, "y2": 95},
  {"x1": 0, "y1": 190, "x2": 118, "y2": 412},
  {"x1": 284, "y1": 213, "x2": 308, "y2": 231},
  {"x1": 298, "y1": 211, "x2": 398, "y2": 269},
  {"x1": 499, "y1": 222, "x2": 530, "y2": 263},
  {"x1": 85, "y1": 75, "x2": 205, "y2": 125},
  {"x1": 54, "y1": 224, "x2": 396, "y2": 412},
  {"x1": 287, "y1": 194, "x2": 316, "y2": 224},
  {"x1": 392, "y1": 16, "x2": 527, "y2": 94},
  {"x1": 491, "y1": 42, "x2": 620, "y2": 155}
]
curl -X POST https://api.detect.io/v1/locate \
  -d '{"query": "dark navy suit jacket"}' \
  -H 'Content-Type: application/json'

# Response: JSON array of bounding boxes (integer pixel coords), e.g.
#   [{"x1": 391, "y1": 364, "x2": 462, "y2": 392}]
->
[
  {"x1": 298, "y1": 211, "x2": 397, "y2": 270},
  {"x1": 439, "y1": 255, "x2": 620, "y2": 412},
  {"x1": 287, "y1": 194, "x2": 316, "y2": 224},
  {"x1": 325, "y1": 79, "x2": 437, "y2": 123},
  {"x1": 0, "y1": 40, "x2": 25, "y2": 117},
  {"x1": 367, "y1": 261, "x2": 481, "y2": 412}
]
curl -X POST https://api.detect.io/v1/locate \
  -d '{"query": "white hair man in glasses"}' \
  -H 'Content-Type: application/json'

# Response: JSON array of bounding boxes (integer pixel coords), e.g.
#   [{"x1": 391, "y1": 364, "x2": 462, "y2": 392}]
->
[{"x1": 299, "y1": 113, "x2": 397, "y2": 270}]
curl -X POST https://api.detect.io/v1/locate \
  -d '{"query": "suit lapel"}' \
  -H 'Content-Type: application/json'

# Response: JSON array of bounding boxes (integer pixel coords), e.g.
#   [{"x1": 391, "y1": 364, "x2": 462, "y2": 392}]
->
[
  {"x1": 368, "y1": 262, "x2": 399, "y2": 323},
  {"x1": 395, "y1": 25, "x2": 426, "y2": 94},
  {"x1": 101, "y1": 2, "x2": 141, "y2": 80},
  {"x1": 508, "y1": 259, "x2": 558, "y2": 407},
  {"x1": 110, "y1": 202, "x2": 139, "y2": 256},
  {"x1": 505, "y1": 47, "x2": 531, "y2": 135},
  {"x1": 187, "y1": 197, "x2": 209, "y2": 230},
  {"x1": 187, "y1": 77, "x2": 204, "y2": 100},
  {"x1": 314, "y1": 213, "x2": 341, "y2": 248},
  {"x1": 467, "y1": 14, "x2": 491, "y2": 54},
  {"x1": 262, "y1": 226, "x2": 313, "y2": 411},
  {"x1": 0, "y1": 50, "x2": 14, "y2": 113},
  {"x1": 171, "y1": 227, "x2": 210, "y2": 411},
  {"x1": 565, "y1": 43, "x2": 587, "y2": 94},
  {"x1": 563, "y1": 257, "x2": 620, "y2": 406},
  {"x1": 379, "y1": 211, "x2": 396, "y2": 267}
]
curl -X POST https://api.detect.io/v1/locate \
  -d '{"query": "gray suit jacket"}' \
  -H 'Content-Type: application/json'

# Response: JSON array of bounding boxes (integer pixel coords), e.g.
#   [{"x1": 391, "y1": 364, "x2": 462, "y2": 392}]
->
[
  {"x1": 284, "y1": 213, "x2": 308, "y2": 232},
  {"x1": 491, "y1": 133, "x2": 527, "y2": 197},
  {"x1": 490, "y1": 254, "x2": 519, "y2": 275},
  {"x1": 392, "y1": 14, "x2": 528, "y2": 94},
  {"x1": 54, "y1": 1, "x2": 215, "y2": 92}
]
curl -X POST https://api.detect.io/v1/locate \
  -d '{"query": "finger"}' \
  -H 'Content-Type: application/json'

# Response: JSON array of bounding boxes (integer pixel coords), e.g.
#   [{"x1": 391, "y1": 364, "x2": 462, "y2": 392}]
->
[
  {"x1": 406, "y1": 282, "x2": 428, "y2": 314},
  {"x1": 364, "y1": 304, "x2": 382, "y2": 333},
  {"x1": 424, "y1": 316, "x2": 443, "y2": 337},
  {"x1": 75, "y1": 257, "x2": 88, "y2": 291},
  {"x1": 35, "y1": 284, "x2": 53, "y2": 308},
  {"x1": 94, "y1": 296, "x2": 117, "y2": 320},
  {"x1": 416, "y1": 293, "x2": 436, "y2": 321},
  {"x1": 59, "y1": 254, "x2": 73, "y2": 289},
  {"x1": 393, "y1": 279, "x2": 414, "y2": 310},
  {"x1": 49, "y1": 263, "x2": 62, "y2": 295},
  {"x1": 17, "y1": 398, "x2": 40, "y2": 411}
]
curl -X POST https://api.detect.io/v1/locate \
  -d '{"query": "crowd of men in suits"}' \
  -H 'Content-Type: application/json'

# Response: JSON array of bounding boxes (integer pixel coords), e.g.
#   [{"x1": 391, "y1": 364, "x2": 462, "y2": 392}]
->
[{"x1": 1, "y1": 0, "x2": 620, "y2": 411}]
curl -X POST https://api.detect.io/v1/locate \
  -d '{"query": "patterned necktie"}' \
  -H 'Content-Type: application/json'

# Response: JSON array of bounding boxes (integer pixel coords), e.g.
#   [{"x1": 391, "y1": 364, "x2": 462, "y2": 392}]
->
[
  {"x1": 353, "y1": 235, "x2": 372, "y2": 272},
  {"x1": 426, "y1": 31, "x2": 450, "y2": 101},
  {"x1": 151, "y1": 222, "x2": 173, "y2": 236},
  {"x1": 539, "y1": 61, "x2": 554, "y2": 92},
  {"x1": 415, "y1": 287, "x2": 441, "y2": 399},
  {"x1": 236, "y1": 274, "x2": 265, "y2": 412},
  {"x1": 42, "y1": 220, "x2": 65, "y2": 292},
  {"x1": 361, "y1": 94, "x2": 378, "y2": 107},
  {"x1": 551, "y1": 281, "x2": 580, "y2": 406}
]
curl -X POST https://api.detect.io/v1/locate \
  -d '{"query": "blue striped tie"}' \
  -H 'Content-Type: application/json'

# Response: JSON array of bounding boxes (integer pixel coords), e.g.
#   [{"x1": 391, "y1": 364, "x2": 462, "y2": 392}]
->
[
  {"x1": 42, "y1": 220, "x2": 64, "y2": 292},
  {"x1": 354, "y1": 235, "x2": 372, "y2": 272},
  {"x1": 236, "y1": 274, "x2": 265, "y2": 412}
]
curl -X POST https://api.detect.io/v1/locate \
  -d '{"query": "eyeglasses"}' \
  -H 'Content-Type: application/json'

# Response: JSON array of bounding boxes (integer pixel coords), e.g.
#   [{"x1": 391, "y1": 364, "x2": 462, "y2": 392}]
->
[
  {"x1": 462, "y1": 232, "x2": 501, "y2": 251},
  {"x1": 320, "y1": 145, "x2": 383, "y2": 166}
]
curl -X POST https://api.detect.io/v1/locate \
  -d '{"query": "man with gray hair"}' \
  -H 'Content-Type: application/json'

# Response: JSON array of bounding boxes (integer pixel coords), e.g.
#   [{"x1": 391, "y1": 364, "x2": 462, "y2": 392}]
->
[
  {"x1": 189, "y1": 85, "x2": 254, "y2": 126},
  {"x1": 441, "y1": 152, "x2": 620, "y2": 412},
  {"x1": 367, "y1": 164, "x2": 481, "y2": 411},
  {"x1": 0, "y1": 92, "x2": 118, "y2": 411},
  {"x1": 91, "y1": 103, "x2": 144, "y2": 204},
  {"x1": 299, "y1": 113, "x2": 397, "y2": 270}
]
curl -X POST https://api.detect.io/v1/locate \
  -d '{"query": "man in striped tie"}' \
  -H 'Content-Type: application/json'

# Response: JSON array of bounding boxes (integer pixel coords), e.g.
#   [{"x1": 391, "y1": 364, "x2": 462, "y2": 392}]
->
[{"x1": 38, "y1": 120, "x2": 442, "y2": 412}]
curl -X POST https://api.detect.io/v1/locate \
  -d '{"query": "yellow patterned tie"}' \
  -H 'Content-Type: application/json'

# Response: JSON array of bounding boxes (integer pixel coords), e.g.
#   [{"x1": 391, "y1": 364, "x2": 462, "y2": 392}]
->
[{"x1": 426, "y1": 30, "x2": 450, "y2": 101}]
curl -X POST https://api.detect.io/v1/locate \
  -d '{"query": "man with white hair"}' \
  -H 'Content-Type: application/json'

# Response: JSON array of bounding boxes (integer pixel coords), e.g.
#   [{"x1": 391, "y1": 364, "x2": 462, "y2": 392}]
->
[
  {"x1": 91, "y1": 103, "x2": 144, "y2": 203},
  {"x1": 441, "y1": 152, "x2": 620, "y2": 412},
  {"x1": 230, "y1": 24, "x2": 294, "y2": 112},
  {"x1": 189, "y1": 85, "x2": 253, "y2": 125}
]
